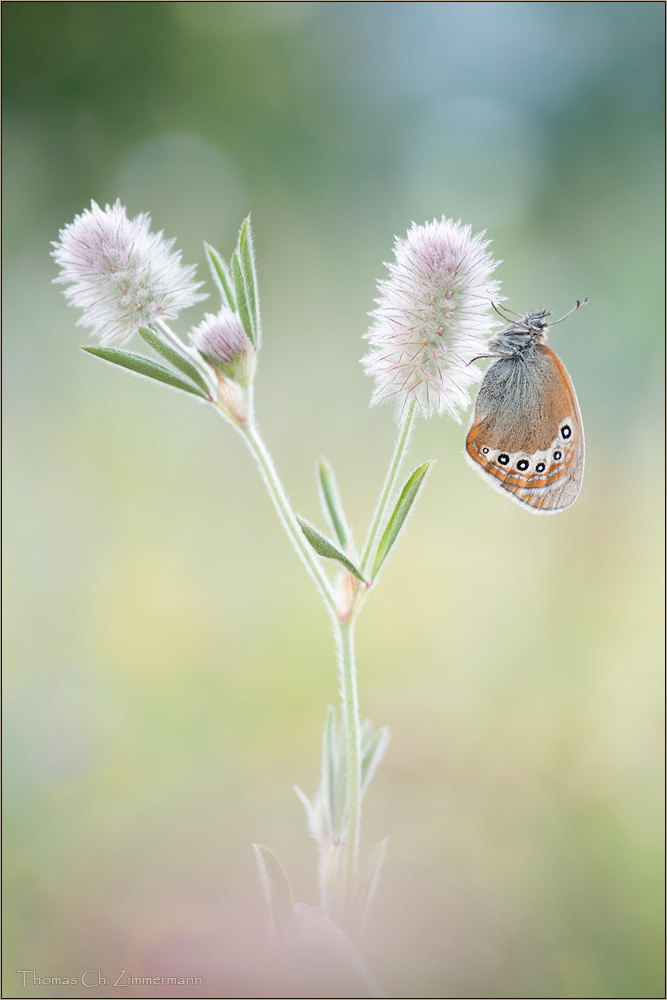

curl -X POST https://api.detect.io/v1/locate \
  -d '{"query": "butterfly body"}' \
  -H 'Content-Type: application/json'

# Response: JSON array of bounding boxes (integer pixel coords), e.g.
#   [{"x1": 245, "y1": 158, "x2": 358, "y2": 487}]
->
[{"x1": 465, "y1": 305, "x2": 585, "y2": 514}]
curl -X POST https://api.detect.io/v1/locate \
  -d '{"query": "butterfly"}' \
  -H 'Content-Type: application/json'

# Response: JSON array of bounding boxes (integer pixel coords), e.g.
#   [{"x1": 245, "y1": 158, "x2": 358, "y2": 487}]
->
[{"x1": 465, "y1": 299, "x2": 587, "y2": 514}]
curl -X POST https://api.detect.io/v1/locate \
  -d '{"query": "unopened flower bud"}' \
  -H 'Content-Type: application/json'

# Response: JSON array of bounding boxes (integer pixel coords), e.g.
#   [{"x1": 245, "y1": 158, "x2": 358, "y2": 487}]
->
[{"x1": 190, "y1": 307, "x2": 255, "y2": 388}]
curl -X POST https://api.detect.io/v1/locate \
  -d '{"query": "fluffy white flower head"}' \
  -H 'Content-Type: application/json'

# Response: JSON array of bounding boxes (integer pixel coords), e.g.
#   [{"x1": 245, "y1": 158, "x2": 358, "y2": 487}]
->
[
  {"x1": 362, "y1": 218, "x2": 501, "y2": 422},
  {"x1": 190, "y1": 307, "x2": 255, "y2": 388},
  {"x1": 51, "y1": 200, "x2": 206, "y2": 345}
]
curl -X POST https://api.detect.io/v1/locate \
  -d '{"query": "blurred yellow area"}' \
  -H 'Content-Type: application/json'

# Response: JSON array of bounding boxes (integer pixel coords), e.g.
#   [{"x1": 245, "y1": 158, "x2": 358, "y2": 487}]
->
[{"x1": 3, "y1": 3, "x2": 664, "y2": 998}]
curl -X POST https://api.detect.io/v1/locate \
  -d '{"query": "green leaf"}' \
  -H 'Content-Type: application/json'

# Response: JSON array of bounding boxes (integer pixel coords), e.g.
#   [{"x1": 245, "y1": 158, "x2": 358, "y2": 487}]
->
[
  {"x1": 252, "y1": 845, "x2": 295, "y2": 935},
  {"x1": 372, "y1": 461, "x2": 433, "y2": 578},
  {"x1": 352, "y1": 838, "x2": 388, "y2": 937},
  {"x1": 359, "y1": 719, "x2": 373, "y2": 751},
  {"x1": 296, "y1": 516, "x2": 367, "y2": 583},
  {"x1": 318, "y1": 457, "x2": 350, "y2": 549},
  {"x1": 137, "y1": 326, "x2": 211, "y2": 396},
  {"x1": 322, "y1": 707, "x2": 336, "y2": 838},
  {"x1": 81, "y1": 347, "x2": 208, "y2": 398},
  {"x1": 238, "y1": 216, "x2": 261, "y2": 344},
  {"x1": 361, "y1": 726, "x2": 390, "y2": 795},
  {"x1": 333, "y1": 712, "x2": 348, "y2": 835},
  {"x1": 231, "y1": 250, "x2": 256, "y2": 347},
  {"x1": 204, "y1": 242, "x2": 236, "y2": 311},
  {"x1": 294, "y1": 784, "x2": 321, "y2": 843}
]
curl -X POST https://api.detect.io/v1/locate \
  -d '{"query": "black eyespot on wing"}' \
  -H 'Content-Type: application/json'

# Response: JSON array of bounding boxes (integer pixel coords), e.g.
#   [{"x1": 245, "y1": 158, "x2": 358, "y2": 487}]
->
[
  {"x1": 482, "y1": 447, "x2": 489, "y2": 454},
  {"x1": 498, "y1": 453, "x2": 510, "y2": 466},
  {"x1": 553, "y1": 450, "x2": 562, "y2": 461},
  {"x1": 561, "y1": 425, "x2": 572, "y2": 439},
  {"x1": 517, "y1": 459, "x2": 529, "y2": 471},
  {"x1": 536, "y1": 462, "x2": 546, "y2": 473}
]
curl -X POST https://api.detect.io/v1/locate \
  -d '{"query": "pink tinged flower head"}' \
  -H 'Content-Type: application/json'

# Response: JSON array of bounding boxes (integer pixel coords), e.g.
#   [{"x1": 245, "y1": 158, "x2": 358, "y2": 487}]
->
[
  {"x1": 190, "y1": 307, "x2": 255, "y2": 388},
  {"x1": 362, "y1": 218, "x2": 502, "y2": 423},
  {"x1": 51, "y1": 200, "x2": 206, "y2": 346}
]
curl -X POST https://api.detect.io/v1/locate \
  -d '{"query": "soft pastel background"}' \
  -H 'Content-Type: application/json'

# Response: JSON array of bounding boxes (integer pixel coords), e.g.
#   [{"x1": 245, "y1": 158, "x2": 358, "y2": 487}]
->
[{"x1": 3, "y1": 3, "x2": 664, "y2": 998}]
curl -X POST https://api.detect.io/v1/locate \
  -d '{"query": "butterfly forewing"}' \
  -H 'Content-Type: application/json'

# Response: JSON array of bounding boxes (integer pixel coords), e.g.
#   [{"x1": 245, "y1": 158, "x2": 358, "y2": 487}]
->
[{"x1": 465, "y1": 344, "x2": 584, "y2": 514}]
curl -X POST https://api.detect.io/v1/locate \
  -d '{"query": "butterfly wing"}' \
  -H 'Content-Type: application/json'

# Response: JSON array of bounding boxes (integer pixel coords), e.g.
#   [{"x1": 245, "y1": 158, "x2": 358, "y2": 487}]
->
[{"x1": 465, "y1": 345, "x2": 584, "y2": 514}]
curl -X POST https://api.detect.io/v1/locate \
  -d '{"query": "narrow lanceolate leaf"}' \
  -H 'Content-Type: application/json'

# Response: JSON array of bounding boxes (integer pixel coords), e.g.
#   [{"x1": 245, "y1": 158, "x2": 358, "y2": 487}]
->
[
  {"x1": 238, "y1": 216, "x2": 261, "y2": 344},
  {"x1": 333, "y1": 713, "x2": 349, "y2": 835},
  {"x1": 138, "y1": 325, "x2": 211, "y2": 395},
  {"x1": 361, "y1": 726, "x2": 390, "y2": 795},
  {"x1": 296, "y1": 516, "x2": 367, "y2": 583},
  {"x1": 359, "y1": 719, "x2": 373, "y2": 753},
  {"x1": 294, "y1": 785, "x2": 320, "y2": 843},
  {"x1": 318, "y1": 457, "x2": 350, "y2": 549},
  {"x1": 81, "y1": 347, "x2": 208, "y2": 398},
  {"x1": 353, "y1": 838, "x2": 388, "y2": 937},
  {"x1": 252, "y1": 845, "x2": 295, "y2": 935},
  {"x1": 372, "y1": 461, "x2": 433, "y2": 578},
  {"x1": 322, "y1": 707, "x2": 337, "y2": 838},
  {"x1": 204, "y1": 242, "x2": 236, "y2": 311},
  {"x1": 231, "y1": 250, "x2": 256, "y2": 347}
]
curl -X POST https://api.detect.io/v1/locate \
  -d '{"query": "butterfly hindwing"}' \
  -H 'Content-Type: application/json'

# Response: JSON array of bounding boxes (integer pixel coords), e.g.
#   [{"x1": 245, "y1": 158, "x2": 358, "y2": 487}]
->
[{"x1": 466, "y1": 344, "x2": 584, "y2": 514}]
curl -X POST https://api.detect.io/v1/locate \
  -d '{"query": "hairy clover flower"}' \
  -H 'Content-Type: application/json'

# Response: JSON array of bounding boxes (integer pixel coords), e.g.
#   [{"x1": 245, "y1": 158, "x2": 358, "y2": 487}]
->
[
  {"x1": 362, "y1": 218, "x2": 501, "y2": 422},
  {"x1": 51, "y1": 200, "x2": 206, "y2": 345}
]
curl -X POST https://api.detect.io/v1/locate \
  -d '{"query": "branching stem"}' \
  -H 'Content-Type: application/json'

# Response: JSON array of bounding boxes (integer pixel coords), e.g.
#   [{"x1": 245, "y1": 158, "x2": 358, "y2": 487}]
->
[
  {"x1": 241, "y1": 418, "x2": 338, "y2": 618},
  {"x1": 223, "y1": 403, "x2": 417, "y2": 925}
]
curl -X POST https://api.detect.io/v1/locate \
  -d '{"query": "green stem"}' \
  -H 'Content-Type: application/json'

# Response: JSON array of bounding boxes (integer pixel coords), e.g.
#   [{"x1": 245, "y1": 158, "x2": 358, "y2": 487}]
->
[
  {"x1": 156, "y1": 318, "x2": 218, "y2": 396},
  {"x1": 336, "y1": 617, "x2": 361, "y2": 918},
  {"x1": 219, "y1": 397, "x2": 418, "y2": 931},
  {"x1": 360, "y1": 400, "x2": 416, "y2": 576},
  {"x1": 242, "y1": 418, "x2": 337, "y2": 617}
]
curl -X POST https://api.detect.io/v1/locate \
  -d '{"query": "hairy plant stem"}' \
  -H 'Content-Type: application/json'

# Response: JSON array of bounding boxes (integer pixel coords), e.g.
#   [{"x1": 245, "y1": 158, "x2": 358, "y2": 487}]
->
[
  {"x1": 220, "y1": 401, "x2": 415, "y2": 926},
  {"x1": 335, "y1": 616, "x2": 361, "y2": 919},
  {"x1": 156, "y1": 318, "x2": 219, "y2": 396},
  {"x1": 241, "y1": 417, "x2": 337, "y2": 618},
  {"x1": 360, "y1": 400, "x2": 416, "y2": 576}
]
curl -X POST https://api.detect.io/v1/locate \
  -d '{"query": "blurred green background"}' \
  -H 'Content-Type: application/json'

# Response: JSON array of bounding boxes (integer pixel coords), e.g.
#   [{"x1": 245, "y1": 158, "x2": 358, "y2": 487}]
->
[{"x1": 3, "y1": 3, "x2": 664, "y2": 997}]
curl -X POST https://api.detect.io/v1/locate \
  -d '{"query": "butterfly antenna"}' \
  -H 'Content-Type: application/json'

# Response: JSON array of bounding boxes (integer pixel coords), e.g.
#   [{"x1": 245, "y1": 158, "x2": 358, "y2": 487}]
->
[{"x1": 549, "y1": 297, "x2": 589, "y2": 327}]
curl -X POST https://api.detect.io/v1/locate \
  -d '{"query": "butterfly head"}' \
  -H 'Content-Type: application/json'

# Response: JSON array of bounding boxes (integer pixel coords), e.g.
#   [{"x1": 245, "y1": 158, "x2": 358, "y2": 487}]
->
[
  {"x1": 485, "y1": 307, "x2": 550, "y2": 358},
  {"x1": 483, "y1": 299, "x2": 588, "y2": 359},
  {"x1": 520, "y1": 307, "x2": 553, "y2": 332}
]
